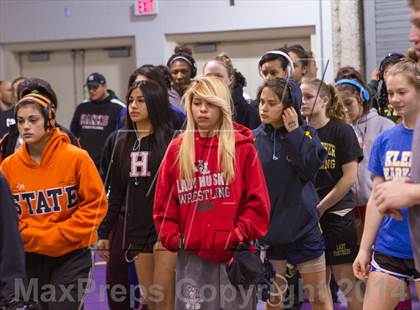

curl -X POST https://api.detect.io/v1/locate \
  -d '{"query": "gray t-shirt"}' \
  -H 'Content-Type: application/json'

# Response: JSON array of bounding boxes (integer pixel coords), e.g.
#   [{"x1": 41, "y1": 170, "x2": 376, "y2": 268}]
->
[{"x1": 409, "y1": 118, "x2": 420, "y2": 271}]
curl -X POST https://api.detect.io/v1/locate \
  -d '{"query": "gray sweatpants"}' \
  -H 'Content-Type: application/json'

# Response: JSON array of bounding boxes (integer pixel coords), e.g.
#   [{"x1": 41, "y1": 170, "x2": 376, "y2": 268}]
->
[{"x1": 175, "y1": 249, "x2": 256, "y2": 310}]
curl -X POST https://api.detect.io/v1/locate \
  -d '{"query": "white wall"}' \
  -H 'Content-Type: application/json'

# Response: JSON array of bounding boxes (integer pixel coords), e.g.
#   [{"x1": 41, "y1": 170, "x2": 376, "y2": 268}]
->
[{"x1": 0, "y1": 0, "x2": 334, "y2": 81}]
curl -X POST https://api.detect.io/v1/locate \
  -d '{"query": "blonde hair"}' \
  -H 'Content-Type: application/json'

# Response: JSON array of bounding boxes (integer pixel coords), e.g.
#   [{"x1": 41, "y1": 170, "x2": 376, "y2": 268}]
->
[
  {"x1": 301, "y1": 77, "x2": 348, "y2": 122},
  {"x1": 179, "y1": 76, "x2": 236, "y2": 182},
  {"x1": 387, "y1": 59, "x2": 420, "y2": 90}
]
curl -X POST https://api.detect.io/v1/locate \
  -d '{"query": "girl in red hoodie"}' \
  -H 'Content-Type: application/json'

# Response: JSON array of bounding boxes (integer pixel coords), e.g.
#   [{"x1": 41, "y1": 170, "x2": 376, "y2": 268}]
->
[
  {"x1": 153, "y1": 76, "x2": 270, "y2": 310},
  {"x1": 0, "y1": 89, "x2": 107, "y2": 309}
]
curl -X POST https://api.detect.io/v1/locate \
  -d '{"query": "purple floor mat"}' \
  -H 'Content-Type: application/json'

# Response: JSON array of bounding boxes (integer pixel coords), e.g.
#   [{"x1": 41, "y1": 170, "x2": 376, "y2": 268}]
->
[{"x1": 85, "y1": 256, "x2": 420, "y2": 309}]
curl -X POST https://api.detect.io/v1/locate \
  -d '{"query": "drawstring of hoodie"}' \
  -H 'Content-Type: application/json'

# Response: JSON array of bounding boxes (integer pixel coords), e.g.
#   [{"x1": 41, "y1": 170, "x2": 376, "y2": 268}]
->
[{"x1": 272, "y1": 128, "x2": 279, "y2": 161}]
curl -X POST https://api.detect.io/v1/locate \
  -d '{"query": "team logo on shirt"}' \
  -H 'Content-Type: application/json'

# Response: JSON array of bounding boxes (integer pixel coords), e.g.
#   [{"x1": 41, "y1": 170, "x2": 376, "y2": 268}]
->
[
  {"x1": 320, "y1": 142, "x2": 336, "y2": 170},
  {"x1": 176, "y1": 161, "x2": 231, "y2": 204},
  {"x1": 129, "y1": 151, "x2": 151, "y2": 177},
  {"x1": 12, "y1": 185, "x2": 78, "y2": 216},
  {"x1": 6, "y1": 118, "x2": 16, "y2": 127},
  {"x1": 384, "y1": 150, "x2": 411, "y2": 180},
  {"x1": 80, "y1": 113, "x2": 109, "y2": 130},
  {"x1": 194, "y1": 160, "x2": 210, "y2": 175}
]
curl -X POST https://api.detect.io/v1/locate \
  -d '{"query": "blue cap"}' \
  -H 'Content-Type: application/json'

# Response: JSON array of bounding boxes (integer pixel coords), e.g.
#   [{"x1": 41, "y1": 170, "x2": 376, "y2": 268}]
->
[{"x1": 86, "y1": 72, "x2": 106, "y2": 86}]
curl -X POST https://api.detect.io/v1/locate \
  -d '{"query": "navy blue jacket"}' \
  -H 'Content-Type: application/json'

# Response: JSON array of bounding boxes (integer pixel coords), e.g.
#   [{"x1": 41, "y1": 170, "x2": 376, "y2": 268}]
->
[{"x1": 253, "y1": 124, "x2": 327, "y2": 245}]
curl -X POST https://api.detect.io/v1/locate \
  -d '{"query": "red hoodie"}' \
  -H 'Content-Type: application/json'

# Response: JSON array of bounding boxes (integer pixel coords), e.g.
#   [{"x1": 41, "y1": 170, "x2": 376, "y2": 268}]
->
[{"x1": 153, "y1": 123, "x2": 270, "y2": 262}]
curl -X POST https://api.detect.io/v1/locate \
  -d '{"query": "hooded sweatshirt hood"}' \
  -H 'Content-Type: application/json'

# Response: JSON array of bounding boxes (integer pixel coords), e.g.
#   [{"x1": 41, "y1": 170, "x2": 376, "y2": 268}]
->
[
  {"x1": 15, "y1": 129, "x2": 71, "y2": 168},
  {"x1": 351, "y1": 108, "x2": 394, "y2": 205},
  {"x1": 287, "y1": 79, "x2": 304, "y2": 126}
]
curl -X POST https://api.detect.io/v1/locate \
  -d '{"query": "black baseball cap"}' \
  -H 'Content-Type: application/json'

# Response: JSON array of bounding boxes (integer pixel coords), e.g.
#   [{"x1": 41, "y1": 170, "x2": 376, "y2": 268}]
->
[{"x1": 86, "y1": 72, "x2": 106, "y2": 86}]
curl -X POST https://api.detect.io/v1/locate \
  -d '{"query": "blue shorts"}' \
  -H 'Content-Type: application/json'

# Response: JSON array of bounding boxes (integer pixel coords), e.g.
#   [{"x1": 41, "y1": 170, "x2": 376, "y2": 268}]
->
[{"x1": 267, "y1": 224, "x2": 325, "y2": 265}]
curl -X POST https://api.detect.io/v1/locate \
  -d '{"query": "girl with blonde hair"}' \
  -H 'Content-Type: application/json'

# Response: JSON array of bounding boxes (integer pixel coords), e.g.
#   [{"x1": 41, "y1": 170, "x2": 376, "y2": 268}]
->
[{"x1": 153, "y1": 76, "x2": 270, "y2": 310}]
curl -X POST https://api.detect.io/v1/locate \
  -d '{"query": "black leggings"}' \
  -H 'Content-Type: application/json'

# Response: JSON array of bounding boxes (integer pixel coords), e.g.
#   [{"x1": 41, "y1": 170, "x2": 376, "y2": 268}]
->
[{"x1": 106, "y1": 215, "x2": 133, "y2": 310}]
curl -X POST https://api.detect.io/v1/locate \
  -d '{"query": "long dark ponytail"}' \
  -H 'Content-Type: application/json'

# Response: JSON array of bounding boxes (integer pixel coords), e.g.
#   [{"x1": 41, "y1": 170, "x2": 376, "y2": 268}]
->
[{"x1": 124, "y1": 80, "x2": 171, "y2": 159}]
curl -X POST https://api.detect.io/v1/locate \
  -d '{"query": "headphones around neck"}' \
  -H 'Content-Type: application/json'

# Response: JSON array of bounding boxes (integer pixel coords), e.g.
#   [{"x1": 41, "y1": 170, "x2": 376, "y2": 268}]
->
[
  {"x1": 259, "y1": 50, "x2": 295, "y2": 78},
  {"x1": 335, "y1": 79, "x2": 371, "y2": 103}
]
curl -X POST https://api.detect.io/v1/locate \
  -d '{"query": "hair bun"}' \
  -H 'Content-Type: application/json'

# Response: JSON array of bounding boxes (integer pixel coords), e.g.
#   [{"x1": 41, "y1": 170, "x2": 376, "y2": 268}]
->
[{"x1": 174, "y1": 46, "x2": 192, "y2": 56}]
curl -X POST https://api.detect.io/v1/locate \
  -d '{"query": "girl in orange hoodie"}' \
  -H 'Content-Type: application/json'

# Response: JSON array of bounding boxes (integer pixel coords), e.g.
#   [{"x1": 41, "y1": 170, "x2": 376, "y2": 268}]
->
[{"x1": 0, "y1": 89, "x2": 107, "y2": 310}]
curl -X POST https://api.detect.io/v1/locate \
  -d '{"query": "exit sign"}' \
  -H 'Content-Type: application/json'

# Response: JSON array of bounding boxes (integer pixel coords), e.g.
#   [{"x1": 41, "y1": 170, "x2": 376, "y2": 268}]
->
[{"x1": 134, "y1": 0, "x2": 158, "y2": 16}]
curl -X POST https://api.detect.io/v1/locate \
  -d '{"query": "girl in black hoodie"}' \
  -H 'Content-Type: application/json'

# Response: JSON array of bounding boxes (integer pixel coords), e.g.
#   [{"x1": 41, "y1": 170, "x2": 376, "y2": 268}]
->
[
  {"x1": 98, "y1": 80, "x2": 176, "y2": 310},
  {"x1": 253, "y1": 78, "x2": 332, "y2": 310}
]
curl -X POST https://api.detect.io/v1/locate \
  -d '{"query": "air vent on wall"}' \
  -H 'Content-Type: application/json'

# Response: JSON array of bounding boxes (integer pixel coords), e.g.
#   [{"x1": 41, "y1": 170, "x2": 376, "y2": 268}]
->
[
  {"x1": 193, "y1": 43, "x2": 218, "y2": 53},
  {"x1": 105, "y1": 47, "x2": 131, "y2": 58},
  {"x1": 28, "y1": 51, "x2": 50, "y2": 62}
]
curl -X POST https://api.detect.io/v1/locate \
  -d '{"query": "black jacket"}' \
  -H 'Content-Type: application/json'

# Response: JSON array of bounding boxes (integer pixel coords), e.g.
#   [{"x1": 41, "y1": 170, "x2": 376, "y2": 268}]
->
[
  {"x1": 70, "y1": 90, "x2": 126, "y2": 167},
  {"x1": 253, "y1": 124, "x2": 327, "y2": 245},
  {"x1": 0, "y1": 172, "x2": 26, "y2": 304},
  {"x1": 232, "y1": 84, "x2": 260, "y2": 130},
  {"x1": 98, "y1": 130, "x2": 173, "y2": 249}
]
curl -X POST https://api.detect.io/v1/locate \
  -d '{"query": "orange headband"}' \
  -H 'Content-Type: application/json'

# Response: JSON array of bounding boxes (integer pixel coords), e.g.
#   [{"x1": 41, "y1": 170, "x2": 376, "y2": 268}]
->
[{"x1": 17, "y1": 93, "x2": 53, "y2": 110}]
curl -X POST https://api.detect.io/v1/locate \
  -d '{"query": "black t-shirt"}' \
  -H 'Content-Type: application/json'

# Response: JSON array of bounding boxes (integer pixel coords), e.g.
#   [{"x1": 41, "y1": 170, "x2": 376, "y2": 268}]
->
[
  {"x1": 315, "y1": 119, "x2": 363, "y2": 211},
  {"x1": 0, "y1": 109, "x2": 16, "y2": 137}
]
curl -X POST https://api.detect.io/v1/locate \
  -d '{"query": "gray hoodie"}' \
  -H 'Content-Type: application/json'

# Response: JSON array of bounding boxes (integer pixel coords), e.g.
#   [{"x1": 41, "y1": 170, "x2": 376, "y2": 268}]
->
[{"x1": 351, "y1": 108, "x2": 394, "y2": 205}]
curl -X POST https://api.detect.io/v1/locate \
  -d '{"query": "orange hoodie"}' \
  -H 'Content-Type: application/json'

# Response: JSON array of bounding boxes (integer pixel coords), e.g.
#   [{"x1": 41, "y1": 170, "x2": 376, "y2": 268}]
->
[{"x1": 0, "y1": 129, "x2": 107, "y2": 257}]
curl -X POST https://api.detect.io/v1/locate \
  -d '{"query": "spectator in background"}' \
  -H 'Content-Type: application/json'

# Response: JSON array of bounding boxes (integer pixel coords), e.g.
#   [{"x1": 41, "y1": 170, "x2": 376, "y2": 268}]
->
[
  {"x1": 257, "y1": 49, "x2": 303, "y2": 118},
  {"x1": 286, "y1": 44, "x2": 309, "y2": 84},
  {"x1": 70, "y1": 72, "x2": 126, "y2": 169},
  {"x1": 0, "y1": 77, "x2": 25, "y2": 138},
  {"x1": 203, "y1": 53, "x2": 260, "y2": 129},
  {"x1": 306, "y1": 50, "x2": 318, "y2": 78},
  {"x1": 368, "y1": 53, "x2": 405, "y2": 122},
  {"x1": 0, "y1": 80, "x2": 13, "y2": 112},
  {"x1": 166, "y1": 46, "x2": 197, "y2": 110}
]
